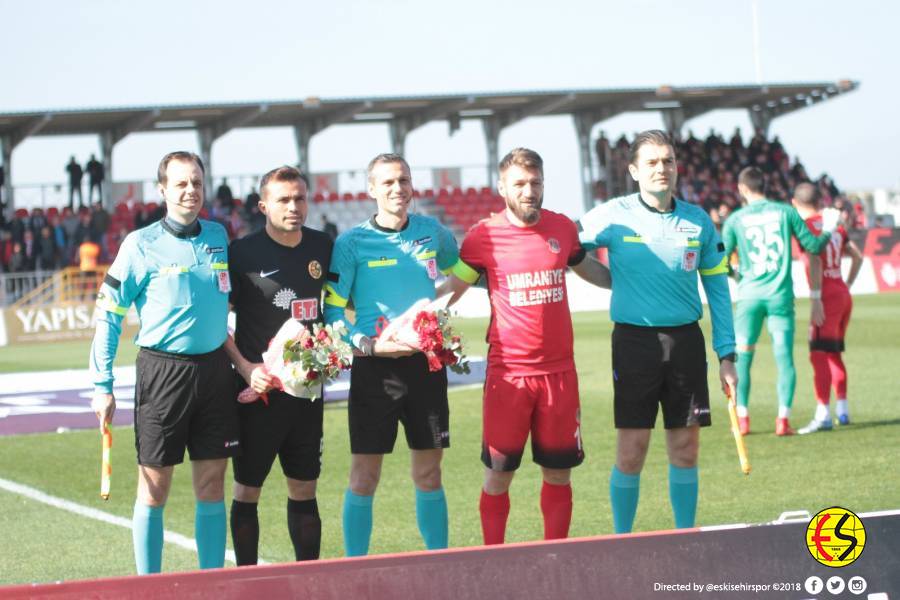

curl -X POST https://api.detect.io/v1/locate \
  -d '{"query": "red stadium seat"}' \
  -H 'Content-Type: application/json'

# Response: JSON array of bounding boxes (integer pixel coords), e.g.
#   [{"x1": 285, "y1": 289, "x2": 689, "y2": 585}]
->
[
  {"x1": 313, "y1": 192, "x2": 326, "y2": 203},
  {"x1": 356, "y1": 192, "x2": 369, "y2": 201}
]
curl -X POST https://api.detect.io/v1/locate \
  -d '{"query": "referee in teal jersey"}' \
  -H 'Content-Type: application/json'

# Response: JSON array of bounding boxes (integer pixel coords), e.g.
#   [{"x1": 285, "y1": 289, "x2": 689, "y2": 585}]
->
[
  {"x1": 578, "y1": 130, "x2": 737, "y2": 535},
  {"x1": 324, "y1": 153, "x2": 461, "y2": 557},
  {"x1": 90, "y1": 152, "x2": 239, "y2": 574}
]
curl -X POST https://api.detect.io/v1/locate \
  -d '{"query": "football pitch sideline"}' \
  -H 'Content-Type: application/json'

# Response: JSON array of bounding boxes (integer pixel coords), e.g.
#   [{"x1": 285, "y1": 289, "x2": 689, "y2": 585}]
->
[{"x1": 0, "y1": 294, "x2": 897, "y2": 585}]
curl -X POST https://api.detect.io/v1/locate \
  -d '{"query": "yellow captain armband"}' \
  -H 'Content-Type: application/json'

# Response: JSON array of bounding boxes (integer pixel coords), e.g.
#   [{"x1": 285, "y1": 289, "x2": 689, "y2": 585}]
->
[
  {"x1": 96, "y1": 293, "x2": 128, "y2": 316},
  {"x1": 451, "y1": 260, "x2": 480, "y2": 285},
  {"x1": 699, "y1": 256, "x2": 729, "y2": 276},
  {"x1": 210, "y1": 262, "x2": 228, "y2": 270},
  {"x1": 323, "y1": 283, "x2": 348, "y2": 307}
]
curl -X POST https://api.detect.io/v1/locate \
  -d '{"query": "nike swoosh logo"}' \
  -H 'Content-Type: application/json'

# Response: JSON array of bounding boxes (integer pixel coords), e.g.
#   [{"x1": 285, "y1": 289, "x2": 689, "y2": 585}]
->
[{"x1": 260, "y1": 269, "x2": 280, "y2": 278}]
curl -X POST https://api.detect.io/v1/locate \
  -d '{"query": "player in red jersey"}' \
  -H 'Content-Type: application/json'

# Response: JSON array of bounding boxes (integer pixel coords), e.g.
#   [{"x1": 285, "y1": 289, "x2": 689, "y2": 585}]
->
[
  {"x1": 440, "y1": 148, "x2": 609, "y2": 544},
  {"x1": 792, "y1": 184, "x2": 863, "y2": 433}
]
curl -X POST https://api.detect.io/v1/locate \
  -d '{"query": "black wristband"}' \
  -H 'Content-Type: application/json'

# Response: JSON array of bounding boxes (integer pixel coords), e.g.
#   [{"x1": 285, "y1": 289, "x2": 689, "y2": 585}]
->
[{"x1": 719, "y1": 353, "x2": 737, "y2": 363}]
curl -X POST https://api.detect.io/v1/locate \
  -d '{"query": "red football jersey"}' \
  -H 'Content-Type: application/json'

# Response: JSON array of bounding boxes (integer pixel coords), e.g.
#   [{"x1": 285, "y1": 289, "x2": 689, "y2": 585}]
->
[
  {"x1": 800, "y1": 215, "x2": 849, "y2": 296},
  {"x1": 459, "y1": 209, "x2": 585, "y2": 376}
]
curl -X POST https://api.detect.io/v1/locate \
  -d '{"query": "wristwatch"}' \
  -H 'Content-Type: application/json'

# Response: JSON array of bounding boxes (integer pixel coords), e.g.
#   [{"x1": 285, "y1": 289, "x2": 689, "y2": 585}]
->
[
  {"x1": 358, "y1": 336, "x2": 375, "y2": 357},
  {"x1": 719, "y1": 353, "x2": 737, "y2": 364}
]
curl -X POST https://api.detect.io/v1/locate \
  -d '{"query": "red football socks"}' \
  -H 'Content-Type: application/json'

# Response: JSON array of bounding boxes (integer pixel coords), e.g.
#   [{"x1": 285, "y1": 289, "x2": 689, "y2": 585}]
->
[
  {"x1": 479, "y1": 490, "x2": 510, "y2": 545},
  {"x1": 540, "y1": 481, "x2": 573, "y2": 540},
  {"x1": 810, "y1": 351, "x2": 832, "y2": 404}
]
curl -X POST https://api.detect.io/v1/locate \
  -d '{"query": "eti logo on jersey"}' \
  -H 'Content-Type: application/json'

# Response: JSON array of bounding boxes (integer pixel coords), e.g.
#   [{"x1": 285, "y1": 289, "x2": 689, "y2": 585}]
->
[{"x1": 291, "y1": 298, "x2": 318, "y2": 321}]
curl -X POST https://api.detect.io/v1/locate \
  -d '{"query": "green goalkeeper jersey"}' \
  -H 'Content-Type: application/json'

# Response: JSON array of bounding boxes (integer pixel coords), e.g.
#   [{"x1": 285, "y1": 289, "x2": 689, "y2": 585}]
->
[{"x1": 722, "y1": 199, "x2": 830, "y2": 304}]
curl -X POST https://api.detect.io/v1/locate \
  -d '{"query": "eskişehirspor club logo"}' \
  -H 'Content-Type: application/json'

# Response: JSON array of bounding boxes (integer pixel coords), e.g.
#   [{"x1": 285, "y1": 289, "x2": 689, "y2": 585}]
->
[{"x1": 806, "y1": 506, "x2": 866, "y2": 567}]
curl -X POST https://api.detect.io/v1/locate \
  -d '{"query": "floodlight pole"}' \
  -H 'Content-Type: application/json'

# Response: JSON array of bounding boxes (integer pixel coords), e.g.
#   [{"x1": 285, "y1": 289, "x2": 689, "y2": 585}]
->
[
  {"x1": 0, "y1": 136, "x2": 12, "y2": 219},
  {"x1": 752, "y1": 0, "x2": 763, "y2": 84},
  {"x1": 573, "y1": 112, "x2": 599, "y2": 214},
  {"x1": 482, "y1": 117, "x2": 500, "y2": 188},
  {"x1": 197, "y1": 128, "x2": 215, "y2": 200}
]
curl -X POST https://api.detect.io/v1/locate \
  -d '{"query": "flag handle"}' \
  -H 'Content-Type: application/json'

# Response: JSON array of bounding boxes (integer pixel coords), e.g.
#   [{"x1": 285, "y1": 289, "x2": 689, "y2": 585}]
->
[
  {"x1": 725, "y1": 386, "x2": 751, "y2": 475},
  {"x1": 100, "y1": 425, "x2": 112, "y2": 500}
]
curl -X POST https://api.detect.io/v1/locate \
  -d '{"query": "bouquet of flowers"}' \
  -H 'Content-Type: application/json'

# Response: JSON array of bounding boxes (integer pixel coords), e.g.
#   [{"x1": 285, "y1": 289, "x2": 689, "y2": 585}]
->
[
  {"x1": 377, "y1": 297, "x2": 470, "y2": 374},
  {"x1": 237, "y1": 319, "x2": 353, "y2": 403}
]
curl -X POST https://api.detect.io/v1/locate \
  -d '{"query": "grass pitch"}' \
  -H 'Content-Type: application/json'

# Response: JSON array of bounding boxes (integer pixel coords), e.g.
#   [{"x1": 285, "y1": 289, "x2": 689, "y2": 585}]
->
[{"x1": 0, "y1": 294, "x2": 897, "y2": 584}]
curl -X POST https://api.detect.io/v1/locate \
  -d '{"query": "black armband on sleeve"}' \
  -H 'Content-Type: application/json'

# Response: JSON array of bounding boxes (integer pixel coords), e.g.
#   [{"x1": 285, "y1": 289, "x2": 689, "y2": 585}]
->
[{"x1": 103, "y1": 274, "x2": 121, "y2": 290}]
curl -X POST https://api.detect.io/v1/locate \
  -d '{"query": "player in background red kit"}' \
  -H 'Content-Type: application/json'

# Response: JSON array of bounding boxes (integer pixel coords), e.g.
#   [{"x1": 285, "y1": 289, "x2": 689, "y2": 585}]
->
[
  {"x1": 792, "y1": 184, "x2": 863, "y2": 433},
  {"x1": 439, "y1": 148, "x2": 610, "y2": 544}
]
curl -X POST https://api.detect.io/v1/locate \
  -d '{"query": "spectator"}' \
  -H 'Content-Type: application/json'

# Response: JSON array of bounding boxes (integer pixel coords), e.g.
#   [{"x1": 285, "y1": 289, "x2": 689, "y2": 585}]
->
[
  {"x1": 29, "y1": 207, "x2": 48, "y2": 234},
  {"x1": 51, "y1": 214, "x2": 68, "y2": 264},
  {"x1": 243, "y1": 190, "x2": 265, "y2": 233},
  {"x1": 133, "y1": 203, "x2": 156, "y2": 230},
  {"x1": 86, "y1": 154, "x2": 105, "y2": 203},
  {"x1": 66, "y1": 156, "x2": 84, "y2": 209},
  {"x1": 9, "y1": 211, "x2": 26, "y2": 244},
  {"x1": 36, "y1": 225, "x2": 59, "y2": 270},
  {"x1": 215, "y1": 178, "x2": 234, "y2": 210},
  {"x1": 22, "y1": 229, "x2": 38, "y2": 269},
  {"x1": 61, "y1": 207, "x2": 79, "y2": 263},
  {"x1": 77, "y1": 237, "x2": 101, "y2": 300},
  {"x1": 72, "y1": 211, "x2": 93, "y2": 250},
  {"x1": 227, "y1": 206, "x2": 245, "y2": 239},
  {"x1": 0, "y1": 229, "x2": 13, "y2": 271},
  {"x1": 320, "y1": 214, "x2": 338, "y2": 240},
  {"x1": 9, "y1": 241, "x2": 28, "y2": 273},
  {"x1": 88, "y1": 201, "x2": 111, "y2": 260}
]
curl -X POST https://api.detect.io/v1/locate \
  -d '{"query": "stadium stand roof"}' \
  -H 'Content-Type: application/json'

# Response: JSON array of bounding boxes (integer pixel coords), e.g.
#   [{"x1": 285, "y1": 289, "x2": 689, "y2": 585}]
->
[{"x1": 0, "y1": 81, "x2": 858, "y2": 213}]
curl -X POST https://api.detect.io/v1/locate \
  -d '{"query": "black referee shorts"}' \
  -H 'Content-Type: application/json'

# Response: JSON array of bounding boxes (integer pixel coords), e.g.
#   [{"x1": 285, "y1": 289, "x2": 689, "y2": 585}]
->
[
  {"x1": 611, "y1": 322, "x2": 711, "y2": 430},
  {"x1": 232, "y1": 385, "x2": 325, "y2": 488},
  {"x1": 348, "y1": 354, "x2": 449, "y2": 454},
  {"x1": 134, "y1": 346, "x2": 241, "y2": 467}
]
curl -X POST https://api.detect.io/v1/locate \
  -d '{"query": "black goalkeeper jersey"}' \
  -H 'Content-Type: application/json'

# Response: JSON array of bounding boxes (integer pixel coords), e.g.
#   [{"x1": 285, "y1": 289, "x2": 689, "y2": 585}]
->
[{"x1": 229, "y1": 227, "x2": 333, "y2": 363}]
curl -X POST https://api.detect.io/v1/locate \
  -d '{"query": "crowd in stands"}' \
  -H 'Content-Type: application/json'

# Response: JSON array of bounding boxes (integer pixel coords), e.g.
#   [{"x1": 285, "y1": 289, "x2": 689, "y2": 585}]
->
[
  {"x1": 595, "y1": 128, "x2": 867, "y2": 230},
  {"x1": 0, "y1": 129, "x2": 870, "y2": 279}
]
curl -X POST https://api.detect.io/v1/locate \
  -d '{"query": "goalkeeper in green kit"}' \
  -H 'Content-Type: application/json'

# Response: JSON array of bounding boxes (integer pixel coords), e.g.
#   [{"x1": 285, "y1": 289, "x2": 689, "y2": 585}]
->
[{"x1": 722, "y1": 167, "x2": 840, "y2": 436}]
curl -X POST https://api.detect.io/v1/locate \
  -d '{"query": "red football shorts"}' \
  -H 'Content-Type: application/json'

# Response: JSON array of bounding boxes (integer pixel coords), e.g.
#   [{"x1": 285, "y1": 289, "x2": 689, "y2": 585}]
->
[
  {"x1": 481, "y1": 369, "x2": 584, "y2": 472},
  {"x1": 809, "y1": 289, "x2": 852, "y2": 352}
]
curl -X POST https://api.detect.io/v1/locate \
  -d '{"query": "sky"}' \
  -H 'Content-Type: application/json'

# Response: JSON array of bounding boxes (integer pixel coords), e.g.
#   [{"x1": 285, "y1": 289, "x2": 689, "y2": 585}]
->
[{"x1": 1, "y1": 0, "x2": 897, "y2": 218}]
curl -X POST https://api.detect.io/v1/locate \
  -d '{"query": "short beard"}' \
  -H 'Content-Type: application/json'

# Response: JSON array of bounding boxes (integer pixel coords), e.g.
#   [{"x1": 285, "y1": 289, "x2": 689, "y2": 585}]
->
[{"x1": 507, "y1": 199, "x2": 541, "y2": 224}]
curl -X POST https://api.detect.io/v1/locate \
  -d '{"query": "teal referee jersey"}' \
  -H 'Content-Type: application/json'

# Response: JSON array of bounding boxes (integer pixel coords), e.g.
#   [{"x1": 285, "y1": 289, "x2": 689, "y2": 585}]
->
[
  {"x1": 90, "y1": 219, "x2": 231, "y2": 394},
  {"x1": 324, "y1": 214, "x2": 460, "y2": 346},
  {"x1": 578, "y1": 193, "x2": 735, "y2": 358}
]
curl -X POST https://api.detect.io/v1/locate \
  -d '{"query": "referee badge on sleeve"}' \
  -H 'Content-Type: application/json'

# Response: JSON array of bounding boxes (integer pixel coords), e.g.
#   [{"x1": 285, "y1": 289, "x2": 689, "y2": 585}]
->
[
  {"x1": 308, "y1": 260, "x2": 323, "y2": 279},
  {"x1": 682, "y1": 249, "x2": 698, "y2": 272}
]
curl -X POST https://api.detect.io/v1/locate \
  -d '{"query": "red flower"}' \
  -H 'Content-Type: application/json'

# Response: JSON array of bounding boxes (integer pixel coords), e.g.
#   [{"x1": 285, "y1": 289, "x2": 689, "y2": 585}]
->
[
  {"x1": 303, "y1": 337, "x2": 315, "y2": 349},
  {"x1": 316, "y1": 329, "x2": 331, "y2": 342},
  {"x1": 328, "y1": 352, "x2": 339, "y2": 366},
  {"x1": 306, "y1": 370, "x2": 319, "y2": 381},
  {"x1": 426, "y1": 353, "x2": 443, "y2": 371}
]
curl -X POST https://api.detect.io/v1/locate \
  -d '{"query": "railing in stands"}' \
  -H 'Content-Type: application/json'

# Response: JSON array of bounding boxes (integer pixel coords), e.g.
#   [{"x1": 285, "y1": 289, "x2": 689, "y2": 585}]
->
[{"x1": 2, "y1": 267, "x2": 108, "y2": 309}]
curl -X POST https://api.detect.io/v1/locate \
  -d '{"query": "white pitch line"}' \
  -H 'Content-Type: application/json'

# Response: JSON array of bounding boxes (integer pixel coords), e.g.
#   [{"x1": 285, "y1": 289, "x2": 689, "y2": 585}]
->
[{"x1": 0, "y1": 476, "x2": 268, "y2": 565}]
